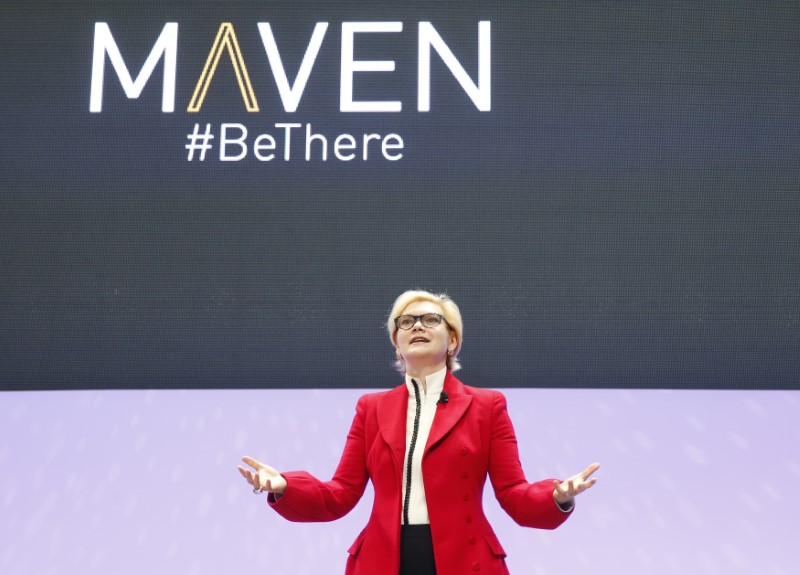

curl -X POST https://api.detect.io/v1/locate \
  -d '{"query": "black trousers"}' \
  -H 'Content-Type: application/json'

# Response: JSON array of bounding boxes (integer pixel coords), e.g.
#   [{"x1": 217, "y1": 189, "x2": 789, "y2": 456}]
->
[{"x1": 399, "y1": 524, "x2": 437, "y2": 575}]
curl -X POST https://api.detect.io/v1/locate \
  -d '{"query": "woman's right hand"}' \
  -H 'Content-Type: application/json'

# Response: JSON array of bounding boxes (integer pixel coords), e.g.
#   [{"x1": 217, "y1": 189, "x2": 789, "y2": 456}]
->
[{"x1": 238, "y1": 455, "x2": 288, "y2": 494}]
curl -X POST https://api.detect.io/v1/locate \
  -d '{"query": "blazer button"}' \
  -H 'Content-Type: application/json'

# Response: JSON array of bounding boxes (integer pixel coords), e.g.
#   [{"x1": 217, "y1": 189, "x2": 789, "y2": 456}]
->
[
  {"x1": 460, "y1": 471, "x2": 468, "y2": 479},
  {"x1": 472, "y1": 562, "x2": 481, "y2": 571},
  {"x1": 468, "y1": 536, "x2": 476, "y2": 545},
  {"x1": 463, "y1": 493, "x2": 469, "y2": 501},
  {"x1": 466, "y1": 514, "x2": 473, "y2": 523},
  {"x1": 461, "y1": 447, "x2": 468, "y2": 456}
]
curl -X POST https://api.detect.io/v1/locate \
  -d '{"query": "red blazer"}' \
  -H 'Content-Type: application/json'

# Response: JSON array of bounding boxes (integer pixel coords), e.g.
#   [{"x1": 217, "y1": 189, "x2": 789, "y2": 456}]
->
[{"x1": 269, "y1": 371, "x2": 571, "y2": 575}]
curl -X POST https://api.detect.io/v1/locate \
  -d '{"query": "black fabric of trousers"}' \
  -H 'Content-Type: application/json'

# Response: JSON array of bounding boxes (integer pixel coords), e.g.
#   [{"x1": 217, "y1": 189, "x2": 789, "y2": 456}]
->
[{"x1": 399, "y1": 524, "x2": 437, "y2": 575}]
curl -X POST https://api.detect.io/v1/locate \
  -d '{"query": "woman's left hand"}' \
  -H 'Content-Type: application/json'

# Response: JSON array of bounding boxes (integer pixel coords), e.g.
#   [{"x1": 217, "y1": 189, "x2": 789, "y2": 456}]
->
[{"x1": 553, "y1": 462, "x2": 600, "y2": 504}]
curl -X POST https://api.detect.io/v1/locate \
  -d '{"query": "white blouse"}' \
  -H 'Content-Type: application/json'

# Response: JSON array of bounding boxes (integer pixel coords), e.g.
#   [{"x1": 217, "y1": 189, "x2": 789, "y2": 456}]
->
[{"x1": 401, "y1": 366, "x2": 447, "y2": 525}]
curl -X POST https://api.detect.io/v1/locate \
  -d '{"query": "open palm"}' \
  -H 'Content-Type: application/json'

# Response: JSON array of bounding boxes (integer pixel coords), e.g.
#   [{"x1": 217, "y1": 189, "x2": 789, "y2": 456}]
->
[{"x1": 238, "y1": 455, "x2": 288, "y2": 494}]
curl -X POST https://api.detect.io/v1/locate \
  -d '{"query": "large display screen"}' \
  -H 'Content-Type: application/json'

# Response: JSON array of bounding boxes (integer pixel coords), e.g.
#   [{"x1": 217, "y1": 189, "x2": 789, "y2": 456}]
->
[{"x1": 2, "y1": 1, "x2": 797, "y2": 390}]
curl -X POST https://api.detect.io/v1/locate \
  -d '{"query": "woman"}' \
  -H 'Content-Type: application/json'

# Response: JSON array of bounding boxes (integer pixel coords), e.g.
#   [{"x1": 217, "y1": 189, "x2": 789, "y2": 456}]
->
[{"x1": 239, "y1": 290, "x2": 599, "y2": 575}]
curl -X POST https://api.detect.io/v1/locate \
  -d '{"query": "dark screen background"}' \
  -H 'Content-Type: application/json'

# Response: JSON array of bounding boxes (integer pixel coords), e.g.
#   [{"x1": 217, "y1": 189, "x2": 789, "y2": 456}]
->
[{"x1": 1, "y1": 1, "x2": 798, "y2": 390}]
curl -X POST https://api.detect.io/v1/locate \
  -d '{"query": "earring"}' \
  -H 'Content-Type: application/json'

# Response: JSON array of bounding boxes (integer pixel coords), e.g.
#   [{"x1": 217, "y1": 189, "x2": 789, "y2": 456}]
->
[{"x1": 447, "y1": 349, "x2": 454, "y2": 356}]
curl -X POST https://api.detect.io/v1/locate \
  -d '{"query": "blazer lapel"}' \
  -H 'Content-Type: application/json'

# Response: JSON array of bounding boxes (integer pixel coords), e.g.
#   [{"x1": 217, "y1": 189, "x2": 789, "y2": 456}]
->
[
  {"x1": 424, "y1": 372, "x2": 472, "y2": 457},
  {"x1": 377, "y1": 383, "x2": 408, "y2": 484}
]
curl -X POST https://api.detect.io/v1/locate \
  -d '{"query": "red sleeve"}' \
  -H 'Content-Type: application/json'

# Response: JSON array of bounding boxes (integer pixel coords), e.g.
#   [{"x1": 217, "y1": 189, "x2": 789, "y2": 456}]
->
[
  {"x1": 267, "y1": 395, "x2": 370, "y2": 522},
  {"x1": 488, "y1": 391, "x2": 572, "y2": 529}
]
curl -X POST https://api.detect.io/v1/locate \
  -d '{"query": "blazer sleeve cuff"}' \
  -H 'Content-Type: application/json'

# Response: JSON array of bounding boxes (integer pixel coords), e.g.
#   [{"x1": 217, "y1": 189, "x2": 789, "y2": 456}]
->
[{"x1": 555, "y1": 497, "x2": 575, "y2": 513}]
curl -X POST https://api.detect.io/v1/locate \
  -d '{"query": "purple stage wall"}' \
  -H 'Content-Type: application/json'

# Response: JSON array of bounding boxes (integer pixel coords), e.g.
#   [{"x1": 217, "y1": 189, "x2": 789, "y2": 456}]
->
[{"x1": 2, "y1": 388, "x2": 797, "y2": 574}]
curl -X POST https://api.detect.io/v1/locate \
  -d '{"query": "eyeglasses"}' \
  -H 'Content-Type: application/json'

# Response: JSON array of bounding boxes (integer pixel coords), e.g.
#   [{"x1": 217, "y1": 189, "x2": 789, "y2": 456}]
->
[{"x1": 394, "y1": 313, "x2": 447, "y2": 330}]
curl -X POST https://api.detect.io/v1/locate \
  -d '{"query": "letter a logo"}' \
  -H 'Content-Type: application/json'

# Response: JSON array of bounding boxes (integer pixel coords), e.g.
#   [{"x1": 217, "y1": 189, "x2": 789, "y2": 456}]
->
[{"x1": 188, "y1": 23, "x2": 259, "y2": 112}]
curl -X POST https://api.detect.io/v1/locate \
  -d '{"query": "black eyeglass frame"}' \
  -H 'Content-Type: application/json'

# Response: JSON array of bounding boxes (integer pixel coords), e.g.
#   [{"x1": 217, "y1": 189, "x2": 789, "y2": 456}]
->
[{"x1": 394, "y1": 313, "x2": 449, "y2": 330}]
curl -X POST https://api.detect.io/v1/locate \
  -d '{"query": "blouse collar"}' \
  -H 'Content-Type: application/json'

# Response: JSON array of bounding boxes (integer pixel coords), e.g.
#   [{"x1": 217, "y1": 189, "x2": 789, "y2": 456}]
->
[{"x1": 404, "y1": 365, "x2": 447, "y2": 398}]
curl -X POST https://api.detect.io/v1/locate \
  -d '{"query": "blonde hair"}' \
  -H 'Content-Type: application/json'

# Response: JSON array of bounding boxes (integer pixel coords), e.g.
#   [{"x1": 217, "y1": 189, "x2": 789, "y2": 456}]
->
[{"x1": 387, "y1": 290, "x2": 463, "y2": 372}]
